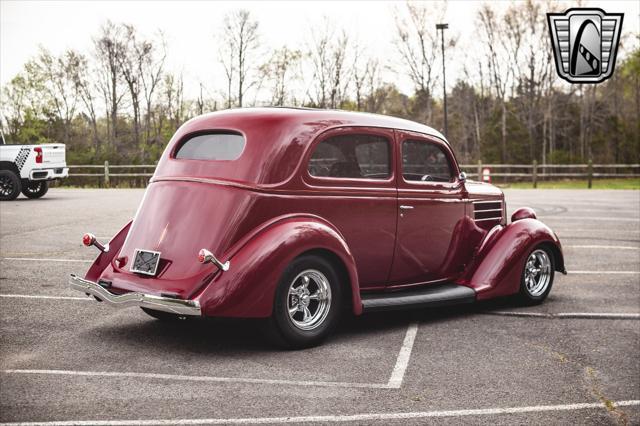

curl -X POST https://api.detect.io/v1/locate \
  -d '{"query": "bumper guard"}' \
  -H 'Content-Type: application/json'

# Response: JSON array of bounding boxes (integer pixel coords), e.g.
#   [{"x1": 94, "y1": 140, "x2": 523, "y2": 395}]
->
[{"x1": 69, "y1": 274, "x2": 201, "y2": 316}]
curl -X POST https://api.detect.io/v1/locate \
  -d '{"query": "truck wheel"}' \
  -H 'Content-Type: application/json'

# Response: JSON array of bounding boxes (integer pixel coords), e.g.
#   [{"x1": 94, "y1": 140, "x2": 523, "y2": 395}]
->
[
  {"x1": 267, "y1": 255, "x2": 342, "y2": 349},
  {"x1": 0, "y1": 170, "x2": 22, "y2": 201},
  {"x1": 22, "y1": 181, "x2": 49, "y2": 199},
  {"x1": 519, "y1": 245, "x2": 555, "y2": 305}
]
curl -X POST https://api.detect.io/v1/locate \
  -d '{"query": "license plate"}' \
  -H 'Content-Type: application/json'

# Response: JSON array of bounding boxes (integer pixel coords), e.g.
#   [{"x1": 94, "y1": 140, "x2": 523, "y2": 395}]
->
[{"x1": 131, "y1": 249, "x2": 161, "y2": 276}]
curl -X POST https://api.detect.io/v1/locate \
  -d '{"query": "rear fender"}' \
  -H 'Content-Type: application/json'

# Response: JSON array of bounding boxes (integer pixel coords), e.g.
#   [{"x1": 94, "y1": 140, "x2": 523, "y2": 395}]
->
[
  {"x1": 196, "y1": 215, "x2": 361, "y2": 318},
  {"x1": 457, "y1": 218, "x2": 565, "y2": 300},
  {"x1": 85, "y1": 221, "x2": 132, "y2": 282}
]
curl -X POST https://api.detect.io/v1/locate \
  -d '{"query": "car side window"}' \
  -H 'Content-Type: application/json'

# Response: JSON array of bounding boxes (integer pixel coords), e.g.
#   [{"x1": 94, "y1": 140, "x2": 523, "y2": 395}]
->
[
  {"x1": 308, "y1": 134, "x2": 390, "y2": 179},
  {"x1": 402, "y1": 139, "x2": 453, "y2": 182}
]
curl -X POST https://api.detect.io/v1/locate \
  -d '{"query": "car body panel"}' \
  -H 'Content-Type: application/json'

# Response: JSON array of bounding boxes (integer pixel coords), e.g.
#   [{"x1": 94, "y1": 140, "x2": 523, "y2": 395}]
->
[
  {"x1": 456, "y1": 218, "x2": 565, "y2": 300},
  {"x1": 195, "y1": 215, "x2": 361, "y2": 317},
  {"x1": 85, "y1": 221, "x2": 132, "y2": 283}
]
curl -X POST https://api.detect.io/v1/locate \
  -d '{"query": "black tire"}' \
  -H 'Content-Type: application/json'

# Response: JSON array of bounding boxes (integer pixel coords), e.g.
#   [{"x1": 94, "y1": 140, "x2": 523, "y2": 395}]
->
[
  {"x1": 140, "y1": 307, "x2": 188, "y2": 322},
  {"x1": 266, "y1": 255, "x2": 342, "y2": 349},
  {"x1": 519, "y1": 245, "x2": 555, "y2": 305},
  {"x1": 21, "y1": 180, "x2": 49, "y2": 199},
  {"x1": 0, "y1": 170, "x2": 21, "y2": 201}
]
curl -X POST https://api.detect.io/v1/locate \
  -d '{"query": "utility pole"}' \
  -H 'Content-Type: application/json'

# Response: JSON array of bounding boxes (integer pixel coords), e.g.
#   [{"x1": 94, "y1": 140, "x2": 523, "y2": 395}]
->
[{"x1": 436, "y1": 23, "x2": 448, "y2": 137}]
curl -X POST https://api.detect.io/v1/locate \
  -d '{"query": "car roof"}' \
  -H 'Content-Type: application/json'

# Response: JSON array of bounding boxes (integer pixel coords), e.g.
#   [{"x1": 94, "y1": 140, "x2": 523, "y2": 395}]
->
[
  {"x1": 187, "y1": 107, "x2": 448, "y2": 143},
  {"x1": 156, "y1": 107, "x2": 449, "y2": 185}
]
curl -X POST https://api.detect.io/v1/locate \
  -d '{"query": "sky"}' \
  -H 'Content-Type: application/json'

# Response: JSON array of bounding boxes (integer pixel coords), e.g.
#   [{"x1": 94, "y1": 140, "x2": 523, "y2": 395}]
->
[{"x1": 1, "y1": 0, "x2": 639, "y2": 100}]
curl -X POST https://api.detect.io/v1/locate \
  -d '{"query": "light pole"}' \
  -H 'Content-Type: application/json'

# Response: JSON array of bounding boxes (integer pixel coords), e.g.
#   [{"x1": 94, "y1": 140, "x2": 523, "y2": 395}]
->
[{"x1": 436, "y1": 23, "x2": 448, "y2": 137}]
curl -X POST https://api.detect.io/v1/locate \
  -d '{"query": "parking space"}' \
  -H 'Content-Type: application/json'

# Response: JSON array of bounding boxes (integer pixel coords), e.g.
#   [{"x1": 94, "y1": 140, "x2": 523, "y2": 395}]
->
[{"x1": 0, "y1": 188, "x2": 638, "y2": 425}]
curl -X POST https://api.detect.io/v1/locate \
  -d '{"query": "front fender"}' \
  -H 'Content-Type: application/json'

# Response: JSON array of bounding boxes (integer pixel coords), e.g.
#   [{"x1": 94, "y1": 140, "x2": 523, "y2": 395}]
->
[
  {"x1": 195, "y1": 215, "x2": 361, "y2": 318},
  {"x1": 457, "y1": 218, "x2": 565, "y2": 300}
]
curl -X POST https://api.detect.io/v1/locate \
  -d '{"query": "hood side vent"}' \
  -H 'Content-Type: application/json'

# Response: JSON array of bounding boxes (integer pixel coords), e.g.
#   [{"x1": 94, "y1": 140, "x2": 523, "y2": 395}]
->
[{"x1": 473, "y1": 200, "x2": 503, "y2": 223}]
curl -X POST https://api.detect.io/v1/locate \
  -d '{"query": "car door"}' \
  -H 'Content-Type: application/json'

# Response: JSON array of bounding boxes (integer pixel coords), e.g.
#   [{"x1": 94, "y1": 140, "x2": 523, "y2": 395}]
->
[
  {"x1": 388, "y1": 130, "x2": 466, "y2": 287},
  {"x1": 301, "y1": 127, "x2": 398, "y2": 289}
]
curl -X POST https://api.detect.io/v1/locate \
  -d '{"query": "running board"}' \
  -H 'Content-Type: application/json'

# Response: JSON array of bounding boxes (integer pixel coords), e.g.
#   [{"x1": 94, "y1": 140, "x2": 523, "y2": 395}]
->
[{"x1": 361, "y1": 283, "x2": 476, "y2": 313}]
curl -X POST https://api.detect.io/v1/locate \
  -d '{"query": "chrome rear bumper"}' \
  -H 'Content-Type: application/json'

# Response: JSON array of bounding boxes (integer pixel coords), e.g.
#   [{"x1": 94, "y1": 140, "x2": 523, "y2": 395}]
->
[{"x1": 68, "y1": 274, "x2": 201, "y2": 316}]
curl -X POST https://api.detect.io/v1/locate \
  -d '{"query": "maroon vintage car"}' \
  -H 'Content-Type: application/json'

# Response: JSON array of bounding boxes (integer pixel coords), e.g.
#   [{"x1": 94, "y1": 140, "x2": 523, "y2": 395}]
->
[{"x1": 70, "y1": 108, "x2": 565, "y2": 348}]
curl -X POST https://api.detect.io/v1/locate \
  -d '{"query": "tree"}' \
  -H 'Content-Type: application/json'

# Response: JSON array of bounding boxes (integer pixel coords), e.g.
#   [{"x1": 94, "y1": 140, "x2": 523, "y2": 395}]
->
[
  {"x1": 139, "y1": 31, "x2": 166, "y2": 146},
  {"x1": 352, "y1": 45, "x2": 381, "y2": 112},
  {"x1": 477, "y1": 4, "x2": 519, "y2": 162},
  {"x1": 306, "y1": 19, "x2": 350, "y2": 108},
  {"x1": 219, "y1": 10, "x2": 260, "y2": 108},
  {"x1": 393, "y1": 2, "x2": 445, "y2": 123},
  {"x1": 94, "y1": 21, "x2": 126, "y2": 146},
  {"x1": 116, "y1": 24, "x2": 166, "y2": 159},
  {"x1": 260, "y1": 47, "x2": 302, "y2": 106},
  {"x1": 24, "y1": 48, "x2": 81, "y2": 143},
  {"x1": 117, "y1": 24, "x2": 144, "y2": 147},
  {"x1": 68, "y1": 50, "x2": 101, "y2": 152},
  {"x1": 2, "y1": 74, "x2": 32, "y2": 140},
  {"x1": 506, "y1": 1, "x2": 554, "y2": 163}
]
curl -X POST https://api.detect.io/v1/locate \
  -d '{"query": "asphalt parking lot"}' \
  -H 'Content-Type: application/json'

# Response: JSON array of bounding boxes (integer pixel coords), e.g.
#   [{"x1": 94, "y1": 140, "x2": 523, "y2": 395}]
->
[{"x1": 0, "y1": 188, "x2": 638, "y2": 425}]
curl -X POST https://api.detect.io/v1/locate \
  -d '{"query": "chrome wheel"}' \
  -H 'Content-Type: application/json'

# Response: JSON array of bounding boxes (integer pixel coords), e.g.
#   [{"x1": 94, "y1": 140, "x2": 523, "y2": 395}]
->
[
  {"x1": 287, "y1": 269, "x2": 332, "y2": 331},
  {"x1": 524, "y1": 249, "x2": 552, "y2": 297}
]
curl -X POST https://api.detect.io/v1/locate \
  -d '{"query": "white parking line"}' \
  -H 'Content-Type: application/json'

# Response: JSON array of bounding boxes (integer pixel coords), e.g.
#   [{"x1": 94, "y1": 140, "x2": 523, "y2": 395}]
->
[
  {"x1": 2, "y1": 322, "x2": 418, "y2": 389},
  {"x1": 0, "y1": 400, "x2": 638, "y2": 425},
  {"x1": 1, "y1": 257, "x2": 92, "y2": 263},
  {"x1": 387, "y1": 323, "x2": 418, "y2": 388},
  {"x1": 484, "y1": 311, "x2": 640, "y2": 320},
  {"x1": 2, "y1": 324, "x2": 419, "y2": 391},
  {"x1": 2, "y1": 368, "x2": 389, "y2": 389},
  {"x1": 569, "y1": 270, "x2": 640, "y2": 274},
  {"x1": 0, "y1": 294, "x2": 89, "y2": 301},
  {"x1": 565, "y1": 245, "x2": 639, "y2": 250}
]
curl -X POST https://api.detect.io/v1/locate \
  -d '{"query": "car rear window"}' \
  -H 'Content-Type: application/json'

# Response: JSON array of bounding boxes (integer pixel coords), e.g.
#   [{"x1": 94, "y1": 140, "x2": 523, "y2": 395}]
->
[{"x1": 175, "y1": 133, "x2": 245, "y2": 161}]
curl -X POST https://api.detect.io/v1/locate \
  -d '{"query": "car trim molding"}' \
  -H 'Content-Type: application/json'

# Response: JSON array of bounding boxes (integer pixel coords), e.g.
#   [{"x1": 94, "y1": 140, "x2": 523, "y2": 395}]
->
[{"x1": 68, "y1": 274, "x2": 201, "y2": 316}]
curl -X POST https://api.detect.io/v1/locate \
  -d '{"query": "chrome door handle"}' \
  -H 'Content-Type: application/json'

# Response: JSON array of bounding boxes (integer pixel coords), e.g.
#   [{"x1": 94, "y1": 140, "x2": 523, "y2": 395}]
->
[{"x1": 399, "y1": 205, "x2": 414, "y2": 210}]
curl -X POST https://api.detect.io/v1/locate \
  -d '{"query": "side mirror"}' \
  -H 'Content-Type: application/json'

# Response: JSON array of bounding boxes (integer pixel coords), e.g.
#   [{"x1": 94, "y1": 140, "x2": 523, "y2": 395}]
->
[{"x1": 458, "y1": 172, "x2": 467, "y2": 182}]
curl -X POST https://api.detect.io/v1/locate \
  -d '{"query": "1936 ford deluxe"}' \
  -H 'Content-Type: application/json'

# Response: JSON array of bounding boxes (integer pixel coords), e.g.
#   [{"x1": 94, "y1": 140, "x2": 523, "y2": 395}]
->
[{"x1": 70, "y1": 108, "x2": 565, "y2": 348}]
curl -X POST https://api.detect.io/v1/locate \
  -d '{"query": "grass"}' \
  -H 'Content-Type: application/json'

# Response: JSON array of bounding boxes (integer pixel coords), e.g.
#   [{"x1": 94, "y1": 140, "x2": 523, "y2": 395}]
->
[{"x1": 502, "y1": 178, "x2": 640, "y2": 190}]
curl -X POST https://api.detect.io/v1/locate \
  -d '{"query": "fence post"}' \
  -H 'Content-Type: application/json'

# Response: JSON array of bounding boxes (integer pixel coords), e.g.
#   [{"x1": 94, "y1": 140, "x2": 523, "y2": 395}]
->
[
  {"x1": 532, "y1": 160, "x2": 538, "y2": 188},
  {"x1": 587, "y1": 159, "x2": 593, "y2": 189},
  {"x1": 477, "y1": 160, "x2": 482, "y2": 181},
  {"x1": 104, "y1": 160, "x2": 110, "y2": 187}
]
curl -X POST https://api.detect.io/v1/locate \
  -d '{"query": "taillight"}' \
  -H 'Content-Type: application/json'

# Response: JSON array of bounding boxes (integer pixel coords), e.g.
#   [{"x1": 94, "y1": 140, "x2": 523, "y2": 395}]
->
[
  {"x1": 34, "y1": 147, "x2": 43, "y2": 163},
  {"x1": 82, "y1": 233, "x2": 95, "y2": 246},
  {"x1": 82, "y1": 233, "x2": 108, "y2": 253},
  {"x1": 197, "y1": 249, "x2": 206, "y2": 263}
]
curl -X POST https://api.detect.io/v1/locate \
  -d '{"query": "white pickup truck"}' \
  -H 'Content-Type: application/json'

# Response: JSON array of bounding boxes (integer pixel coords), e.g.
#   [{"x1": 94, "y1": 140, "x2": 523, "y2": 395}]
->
[{"x1": 0, "y1": 135, "x2": 69, "y2": 200}]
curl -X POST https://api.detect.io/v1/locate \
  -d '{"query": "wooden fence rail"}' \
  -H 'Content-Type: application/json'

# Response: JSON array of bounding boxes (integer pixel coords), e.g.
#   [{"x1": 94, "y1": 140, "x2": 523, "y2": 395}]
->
[{"x1": 67, "y1": 161, "x2": 640, "y2": 189}]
